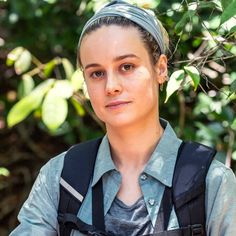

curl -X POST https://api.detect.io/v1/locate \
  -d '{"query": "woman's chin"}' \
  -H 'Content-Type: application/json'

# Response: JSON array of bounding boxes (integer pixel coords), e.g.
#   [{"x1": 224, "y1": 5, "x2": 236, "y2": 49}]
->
[{"x1": 104, "y1": 117, "x2": 136, "y2": 130}]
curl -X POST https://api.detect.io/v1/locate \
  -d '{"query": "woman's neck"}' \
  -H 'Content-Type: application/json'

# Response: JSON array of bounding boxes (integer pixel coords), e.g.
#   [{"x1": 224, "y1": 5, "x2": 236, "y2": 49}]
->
[{"x1": 106, "y1": 119, "x2": 163, "y2": 170}]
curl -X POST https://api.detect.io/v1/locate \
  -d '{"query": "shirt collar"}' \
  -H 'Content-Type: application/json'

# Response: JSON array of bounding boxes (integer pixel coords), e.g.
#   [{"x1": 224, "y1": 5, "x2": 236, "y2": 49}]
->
[
  {"x1": 91, "y1": 135, "x2": 116, "y2": 187},
  {"x1": 91, "y1": 118, "x2": 182, "y2": 187},
  {"x1": 144, "y1": 119, "x2": 182, "y2": 187}
]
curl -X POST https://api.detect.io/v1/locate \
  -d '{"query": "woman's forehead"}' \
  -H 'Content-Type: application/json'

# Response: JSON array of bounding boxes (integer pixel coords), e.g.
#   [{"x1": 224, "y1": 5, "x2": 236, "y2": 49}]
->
[
  {"x1": 81, "y1": 25, "x2": 141, "y2": 45},
  {"x1": 80, "y1": 25, "x2": 147, "y2": 62}
]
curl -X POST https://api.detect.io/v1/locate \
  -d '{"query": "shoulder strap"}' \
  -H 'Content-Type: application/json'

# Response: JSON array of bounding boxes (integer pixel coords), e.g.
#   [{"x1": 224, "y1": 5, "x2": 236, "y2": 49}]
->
[
  {"x1": 58, "y1": 137, "x2": 103, "y2": 236},
  {"x1": 173, "y1": 141, "x2": 216, "y2": 234},
  {"x1": 154, "y1": 141, "x2": 216, "y2": 236}
]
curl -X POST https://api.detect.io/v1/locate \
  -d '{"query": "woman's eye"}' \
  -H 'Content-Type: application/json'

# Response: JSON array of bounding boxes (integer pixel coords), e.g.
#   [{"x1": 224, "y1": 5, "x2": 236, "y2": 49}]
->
[
  {"x1": 90, "y1": 71, "x2": 105, "y2": 79},
  {"x1": 121, "y1": 64, "x2": 134, "y2": 72}
]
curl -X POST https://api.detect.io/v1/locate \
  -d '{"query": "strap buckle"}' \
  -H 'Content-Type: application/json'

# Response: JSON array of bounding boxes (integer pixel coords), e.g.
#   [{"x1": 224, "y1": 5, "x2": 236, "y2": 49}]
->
[
  {"x1": 58, "y1": 213, "x2": 88, "y2": 230},
  {"x1": 87, "y1": 231, "x2": 109, "y2": 236},
  {"x1": 191, "y1": 224, "x2": 204, "y2": 236},
  {"x1": 58, "y1": 213, "x2": 77, "y2": 226},
  {"x1": 58, "y1": 213, "x2": 109, "y2": 235}
]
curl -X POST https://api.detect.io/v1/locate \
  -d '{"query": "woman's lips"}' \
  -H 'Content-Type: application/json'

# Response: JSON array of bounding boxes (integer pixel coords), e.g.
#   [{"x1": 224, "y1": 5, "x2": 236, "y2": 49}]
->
[{"x1": 105, "y1": 101, "x2": 132, "y2": 109}]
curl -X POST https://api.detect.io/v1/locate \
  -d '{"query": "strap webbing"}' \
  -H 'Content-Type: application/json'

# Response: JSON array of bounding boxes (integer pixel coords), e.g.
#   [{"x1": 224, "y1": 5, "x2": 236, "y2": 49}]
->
[
  {"x1": 58, "y1": 187, "x2": 80, "y2": 236},
  {"x1": 92, "y1": 178, "x2": 105, "y2": 231},
  {"x1": 153, "y1": 141, "x2": 215, "y2": 236},
  {"x1": 154, "y1": 187, "x2": 173, "y2": 233},
  {"x1": 58, "y1": 137, "x2": 103, "y2": 236},
  {"x1": 61, "y1": 138, "x2": 103, "y2": 197},
  {"x1": 145, "y1": 224, "x2": 204, "y2": 236},
  {"x1": 172, "y1": 141, "x2": 215, "y2": 232}
]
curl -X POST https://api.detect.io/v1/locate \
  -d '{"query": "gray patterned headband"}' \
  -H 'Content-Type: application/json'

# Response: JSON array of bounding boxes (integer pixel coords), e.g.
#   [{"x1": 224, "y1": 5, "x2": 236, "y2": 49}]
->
[{"x1": 78, "y1": 0, "x2": 165, "y2": 54}]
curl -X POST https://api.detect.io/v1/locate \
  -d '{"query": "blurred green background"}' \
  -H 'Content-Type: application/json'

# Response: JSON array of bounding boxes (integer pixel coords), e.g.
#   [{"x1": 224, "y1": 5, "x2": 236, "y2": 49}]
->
[{"x1": 0, "y1": 0, "x2": 236, "y2": 235}]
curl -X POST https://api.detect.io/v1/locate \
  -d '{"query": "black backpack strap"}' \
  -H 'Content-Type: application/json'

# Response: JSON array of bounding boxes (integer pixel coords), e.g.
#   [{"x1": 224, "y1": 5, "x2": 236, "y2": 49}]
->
[
  {"x1": 58, "y1": 137, "x2": 103, "y2": 236},
  {"x1": 154, "y1": 187, "x2": 173, "y2": 232},
  {"x1": 173, "y1": 141, "x2": 216, "y2": 235},
  {"x1": 146, "y1": 225, "x2": 204, "y2": 236},
  {"x1": 92, "y1": 178, "x2": 105, "y2": 231},
  {"x1": 153, "y1": 141, "x2": 216, "y2": 236}
]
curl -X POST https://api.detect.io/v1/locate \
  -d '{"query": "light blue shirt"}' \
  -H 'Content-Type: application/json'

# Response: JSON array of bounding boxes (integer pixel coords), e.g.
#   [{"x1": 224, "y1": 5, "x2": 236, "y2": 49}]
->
[{"x1": 10, "y1": 120, "x2": 236, "y2": 236}]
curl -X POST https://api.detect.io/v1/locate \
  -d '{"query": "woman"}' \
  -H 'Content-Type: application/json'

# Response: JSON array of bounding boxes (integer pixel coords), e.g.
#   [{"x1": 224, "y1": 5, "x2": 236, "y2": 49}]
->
[{"x1": 10, "y1": 1, "x2": 236, "y2": 236}]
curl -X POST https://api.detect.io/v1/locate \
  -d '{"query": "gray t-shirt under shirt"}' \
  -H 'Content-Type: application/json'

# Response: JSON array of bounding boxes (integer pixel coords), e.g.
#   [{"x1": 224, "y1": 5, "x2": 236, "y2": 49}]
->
[{"x1": 105, "y1": 197, "x2": 154, "y2": 236}]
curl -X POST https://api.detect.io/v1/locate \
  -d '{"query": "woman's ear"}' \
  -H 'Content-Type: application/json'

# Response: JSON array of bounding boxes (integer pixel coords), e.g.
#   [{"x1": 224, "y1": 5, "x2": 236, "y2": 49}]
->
[{"x1": 154, "y1": 54, "x2": 168, "y2": 85}]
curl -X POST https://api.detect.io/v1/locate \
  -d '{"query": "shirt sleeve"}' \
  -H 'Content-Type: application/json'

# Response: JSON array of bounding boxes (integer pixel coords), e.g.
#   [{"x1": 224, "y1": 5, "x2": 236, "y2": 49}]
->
[
  {"x1": 9, "y1": 153, "x2": 65, "y2": 236},
  {"x1": 206, "y1": 159, "x2": 236, "y2": 236}
]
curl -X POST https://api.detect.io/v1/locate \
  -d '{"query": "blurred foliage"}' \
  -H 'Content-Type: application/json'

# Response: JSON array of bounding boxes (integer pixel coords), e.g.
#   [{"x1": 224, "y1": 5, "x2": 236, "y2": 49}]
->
[{"x1": 0, "y1": 0, "x2": 236, "y2": 235}]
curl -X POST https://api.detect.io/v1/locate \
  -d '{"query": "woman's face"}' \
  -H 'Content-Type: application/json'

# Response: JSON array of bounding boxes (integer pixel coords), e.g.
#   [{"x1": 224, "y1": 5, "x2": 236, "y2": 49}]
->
[{"x1": 80, "y1": 25, "x2": 167, "y2": 129}]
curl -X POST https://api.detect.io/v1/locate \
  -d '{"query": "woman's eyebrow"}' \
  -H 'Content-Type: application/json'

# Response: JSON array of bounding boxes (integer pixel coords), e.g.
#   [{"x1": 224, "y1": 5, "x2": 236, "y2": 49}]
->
[
  {"x1": 114, "y1": 54, "x2": 140, "y2": 61},
  {"x1": 84, "y1": 54, "x2": 140, "y2": 70},
  {"x1": 85, "y1": 63, "x2": 100, "y2": 70}
]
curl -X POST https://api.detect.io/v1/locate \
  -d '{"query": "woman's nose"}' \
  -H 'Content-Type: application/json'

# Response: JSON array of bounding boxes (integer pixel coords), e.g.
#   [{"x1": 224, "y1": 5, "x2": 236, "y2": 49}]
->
[{"x1": 105, "y1": 72, "x2": 122, "y2": 96}]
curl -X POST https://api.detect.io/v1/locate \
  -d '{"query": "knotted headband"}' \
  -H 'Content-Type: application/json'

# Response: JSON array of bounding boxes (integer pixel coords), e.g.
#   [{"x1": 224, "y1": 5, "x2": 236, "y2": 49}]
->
[{"x1": 78, "y1": 0, "x2": 165, "y2": 54}]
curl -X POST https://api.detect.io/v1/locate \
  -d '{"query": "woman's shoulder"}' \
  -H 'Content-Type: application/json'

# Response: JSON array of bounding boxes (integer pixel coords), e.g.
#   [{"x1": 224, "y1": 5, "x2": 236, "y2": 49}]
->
[
  {"x1": 206, "y1": 159, "x2": 236, "y2": 194},
  {"x1": 205, "y1": 159, "x2": 236, "y2": 234},
  {"x1": 39, "y1": 151, "x2": 66, "y2": 179},
  {"x1": 207, "y1": 159, "x2": 235, "y2": 180}
]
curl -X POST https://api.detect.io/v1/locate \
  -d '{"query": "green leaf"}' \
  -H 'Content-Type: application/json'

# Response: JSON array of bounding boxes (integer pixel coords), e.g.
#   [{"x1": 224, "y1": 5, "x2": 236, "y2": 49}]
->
[
  {"x1": 7, "y1": 79, "x2": 55, "y2": 127},
  {"x1": 195, "y1": 122, "x2": 224, "y2": 141},
  {"x1": 31, "y1": 79, "x2": 55, "y2": 95},
  {"x1": 232, "y1": 151, "x2": 236, "y2": 161},
  {"x1": 221, "y1": 0, "x2": 232, "y2": 9},
  {"x1": 6, "y1": 47, "x2": 24, "y2": 66},
  {"x1": 14, "y1": 49, "x2": 32, "y2": 74},
  {"x1": 193, "y1": 93, "x2": 213, "y2": 115},
  {"x1": 50, "y1": 80, "x2": 74, "y2": 99},
  {"x1": 0, "y1": 167, "x2": 10, "y2": 177},
  {"x1": 230, "y1": 79, "x2": 236, "y2": 93},
  {"x1": 18, "y1": 74, "x2": 35, "y2": 98},
  {"x1": 43, "y1": 59, "x2": 57, "y2": 78},
  {"x1": 135, "y1": 0, "x2": 159, "y2": 9},
  {"x1": 8, "y1": 93, "x2": 42, "y2": 127},
  {"x1": 230, "y1": 46, "x2": 236, "y2": 55},
  {"x1": 70, "y1": 69, "x2": 84, "y2": 91},
  {"x1": 198, "y1": 1, "x2": 217, "y2": 9},
  {"x1": 184, "y1": 66, "x2": 200, "y2": 91},
  {"x1": 229, "y1": 25, "x2": 236, "y2": 33},
  {"x1": 62, "y1": 58, "x2": 74, "y2": 79},
  {"x1": 175, "y1": 10, "x2": 195, "y2": 34},
  {"x1": 44, "y1": 0, "x2": 57, "y2": 4},
  {"x1": 71, "y1": 97, "x2": 85, "y2": 116},
  {"x1": 165, "y1": 70, "x2": 185, "y2": 103},
  {"x1": 207, "y1": 15, "x2": 221, "y2": 29},
  {"x1": 231, "y1": 118, "x2": 236, "y2": 131},
  {"x1": 42, "y1": 90, "x2": 68, "y2": 131},
  {"x1": 220, "y1": 0, "x2": 236, "y2": 25}
]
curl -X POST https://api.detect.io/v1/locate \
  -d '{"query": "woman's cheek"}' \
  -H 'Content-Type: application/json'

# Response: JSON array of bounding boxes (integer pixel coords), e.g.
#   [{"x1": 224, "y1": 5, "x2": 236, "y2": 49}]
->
[
  {"x1": 135, "y1": 66, "x2": 153, "y2": 81},
  {"x1": 89, "y1": 92, "x2": 104, "y2": 117}
]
